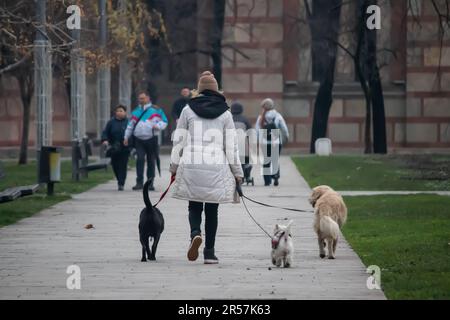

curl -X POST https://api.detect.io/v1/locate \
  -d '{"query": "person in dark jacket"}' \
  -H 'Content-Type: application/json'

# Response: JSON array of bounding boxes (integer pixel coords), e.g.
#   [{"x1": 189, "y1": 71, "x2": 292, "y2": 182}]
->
[
  {"x1": 231, "y1": 101, "x2": 251, "y2": 131},
  {"x1": 231, "y1": 102, "x2": 253, "y2": 183},
  {"x1": 171, "y1": 87, "x2": 191, "y2": 122},
  {"x1": 102, "y1": 105, "x2": 130, "y2": 191}
]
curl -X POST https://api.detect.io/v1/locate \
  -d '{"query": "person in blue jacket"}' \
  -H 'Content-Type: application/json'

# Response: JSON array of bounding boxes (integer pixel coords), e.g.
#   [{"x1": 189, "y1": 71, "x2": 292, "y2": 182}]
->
[
  {"x1": 101, "y1": 105, "x2": 130, "y2": 191},
  {"x1": 124, "y1": 92, "x2": 168, "y2": 191}
]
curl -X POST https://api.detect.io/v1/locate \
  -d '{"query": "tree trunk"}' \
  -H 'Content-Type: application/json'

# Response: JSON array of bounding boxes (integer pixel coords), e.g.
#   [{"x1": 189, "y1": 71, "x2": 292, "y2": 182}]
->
[
  {"x1": 211, "y1": 0, "x2": 225, "y2": 87},
  {"x1": 363, "y1": 88, "x2": 372, "y2": 154},
  {"x1": 371, "y1": 70, "x2": 387, "y2": 153},
  {"x1": 308, "y1": 0, "x2": 342, "y2": 153},
  {"x1": 310, "y1": 65, "x2": 335, "y2": 153},
  {"x1": 355, "y1": 0, "x2": 373, "y2": 154},
  {"x1": 17, "y1": 72, "x2": 33, "y2": 165},
  {"x1": 367, "y1": 0, "x2": 387, "y2": 154}
]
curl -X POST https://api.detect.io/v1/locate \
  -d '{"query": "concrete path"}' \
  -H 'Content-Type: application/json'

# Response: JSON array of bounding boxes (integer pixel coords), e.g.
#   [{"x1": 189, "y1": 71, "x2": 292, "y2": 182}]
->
[
  {"x1": 0, "y1": 156, "x2": 385, "y2": 299},
  {"x1": 338, "y1": 191, "x2": 450, "y2": 196}
]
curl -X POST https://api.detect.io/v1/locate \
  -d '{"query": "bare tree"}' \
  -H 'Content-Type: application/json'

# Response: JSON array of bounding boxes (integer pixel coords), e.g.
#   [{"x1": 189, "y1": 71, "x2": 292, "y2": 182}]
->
[{"x1": 304, "y1": 0, "x2": 343, "y2": 154}]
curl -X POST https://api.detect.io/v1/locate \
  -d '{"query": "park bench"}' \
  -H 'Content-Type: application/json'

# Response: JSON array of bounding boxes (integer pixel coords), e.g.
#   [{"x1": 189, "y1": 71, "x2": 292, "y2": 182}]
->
[
  {"x1": 72, "y1": 138, "x2": 109, "y2": 181},
  {"x1": 0, "y1": 162, "x2": 40, "y2": 203},
  {"x1": 0, "y1": 184, "x2": 40, "y2": 203}
]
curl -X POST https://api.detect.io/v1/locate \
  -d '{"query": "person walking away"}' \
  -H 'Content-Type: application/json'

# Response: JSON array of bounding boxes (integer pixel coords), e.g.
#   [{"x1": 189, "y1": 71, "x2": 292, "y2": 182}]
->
[
  {"x1": 101, "y1": 105, "x2": 130, "y2": 191},
  {"x1": 255, "y1": 98, "x2": 289, "y2": 186},
  {"x1": 171, "y1": 87, "x2": 191, "y2": 123},
  {"x1": 124, "y1": 92, "x2": 168, "y2": 191},
  {"x1": 170, "y1": 71, "x2": 243, "y2": 264},
  {"x1": 231, "y1": 101, "x2": 252, "y2": 183}
]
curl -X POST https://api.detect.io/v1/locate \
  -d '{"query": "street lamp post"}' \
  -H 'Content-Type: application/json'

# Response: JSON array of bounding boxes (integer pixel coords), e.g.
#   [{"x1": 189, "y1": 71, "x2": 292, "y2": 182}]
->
[
  {"x1": 70, "y1": 15, "x2": 87, "y2": 181},
  {"x1": 97, "y1": 0, "x2": 111, "y2": 139},
  {"x1": 34, "y1": 0, "x2": 53, "y2": 181}
]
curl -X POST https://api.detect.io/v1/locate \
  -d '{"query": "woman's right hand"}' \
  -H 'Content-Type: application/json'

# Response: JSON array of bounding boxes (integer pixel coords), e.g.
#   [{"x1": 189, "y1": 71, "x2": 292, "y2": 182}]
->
[{"x1": 169, "y1": 163, "x2": 178, "y2": 175}]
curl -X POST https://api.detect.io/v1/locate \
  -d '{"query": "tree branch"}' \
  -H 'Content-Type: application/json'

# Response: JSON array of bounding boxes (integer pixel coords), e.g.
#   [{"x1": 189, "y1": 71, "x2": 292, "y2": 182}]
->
[{"x1": 0, "y1": 55, "x2": 30, "y2": 75}]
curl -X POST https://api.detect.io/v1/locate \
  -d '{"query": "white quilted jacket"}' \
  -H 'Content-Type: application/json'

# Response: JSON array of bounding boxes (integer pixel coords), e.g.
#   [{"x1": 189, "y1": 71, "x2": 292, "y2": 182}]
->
[{"x1": 170, "y1": 106, "x2": 244, "y2": 203}]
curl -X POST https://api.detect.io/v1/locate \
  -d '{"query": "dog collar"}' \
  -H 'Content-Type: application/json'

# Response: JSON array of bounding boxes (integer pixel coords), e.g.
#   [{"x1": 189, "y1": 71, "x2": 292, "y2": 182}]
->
[{"x1": 272, "y1": 231, "x2": 291, "y2": 249}]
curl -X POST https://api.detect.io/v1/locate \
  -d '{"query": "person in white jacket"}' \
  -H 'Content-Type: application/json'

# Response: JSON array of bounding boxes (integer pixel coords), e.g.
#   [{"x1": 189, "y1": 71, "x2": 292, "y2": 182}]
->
[
  {"x1": 170, "y1": 71, "x2": 244, "y2": 264},
  {"x1": 255, "y1": 98, "x2": 289, "y2": 186},
  {"x1": 123, "y1": 92, "x2": 168, "y2": 191}
]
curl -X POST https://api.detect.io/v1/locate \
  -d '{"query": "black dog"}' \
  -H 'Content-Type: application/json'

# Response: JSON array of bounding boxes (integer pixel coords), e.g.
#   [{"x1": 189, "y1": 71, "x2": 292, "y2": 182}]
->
[{"x1": 139, "y1": 180, "x2": 164, "y2": 262}]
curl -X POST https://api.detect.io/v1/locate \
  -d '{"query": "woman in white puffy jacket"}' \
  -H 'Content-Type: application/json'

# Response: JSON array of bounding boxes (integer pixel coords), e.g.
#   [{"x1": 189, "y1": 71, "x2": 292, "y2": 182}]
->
[{"x1": 170, "y1": 71, "x2": 243, "y2": 264}]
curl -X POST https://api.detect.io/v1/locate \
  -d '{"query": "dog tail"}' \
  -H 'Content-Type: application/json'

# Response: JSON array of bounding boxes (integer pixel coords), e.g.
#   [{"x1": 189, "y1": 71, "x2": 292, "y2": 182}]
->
[
  {"x1": 320, "y1": 216, "x2": 339, "y2": 240},
  {"x1": 143, "y1": 180, "x2": 153, "y2": 211}
]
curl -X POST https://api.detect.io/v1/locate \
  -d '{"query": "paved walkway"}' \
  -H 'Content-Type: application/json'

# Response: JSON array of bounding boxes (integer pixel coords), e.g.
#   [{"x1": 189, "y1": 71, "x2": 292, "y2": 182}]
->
[{"x1": 0, "y1": 156, "x2": 385, "y2": 299}]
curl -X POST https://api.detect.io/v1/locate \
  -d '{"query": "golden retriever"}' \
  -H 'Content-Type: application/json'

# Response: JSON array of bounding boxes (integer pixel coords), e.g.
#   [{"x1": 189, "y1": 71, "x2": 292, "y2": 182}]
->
[{"x1": 309, "y1": 185, "x2": 347, "y2": 259}]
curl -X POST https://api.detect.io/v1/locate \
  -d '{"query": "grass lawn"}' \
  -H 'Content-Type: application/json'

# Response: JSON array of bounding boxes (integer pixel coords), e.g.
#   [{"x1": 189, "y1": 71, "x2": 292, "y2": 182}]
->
[
  {"x1": 292, "y1": 154, "x2": 450, "y2": 191},
  {"x1": 343, "y1": 195, "x2": 450, "y2": 300},
  {"x1": 0, "y1": 160, "x2": 117, "y2": 227}
]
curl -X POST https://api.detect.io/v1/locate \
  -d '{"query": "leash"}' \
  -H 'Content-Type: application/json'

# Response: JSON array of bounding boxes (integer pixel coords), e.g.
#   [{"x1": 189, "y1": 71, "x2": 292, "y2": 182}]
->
[
  {"x1": 240, "y1": 195, "x2": 273, "y2": 239},
  {"x1": 153, "y1": 175, "x2": 313, "y2": 242},
  {"x1": 153, "y1": 174, "x2": 176, "y2": 208},
  {"x1": 235, "y1": 183, "x2": 314, "y2": 240},
  {"x1": 236, "y1": 184, "x2": 314, "y2": 214}
]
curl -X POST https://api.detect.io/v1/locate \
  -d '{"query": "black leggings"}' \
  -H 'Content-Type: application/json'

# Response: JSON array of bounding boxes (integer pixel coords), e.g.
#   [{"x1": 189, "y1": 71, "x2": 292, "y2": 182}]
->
[
  {"x1": 111, "y1": 151, "x2": 129, "y2": 186},
  {"x1": 188, "y1": 201, "x2": 219, "y2": 250}
]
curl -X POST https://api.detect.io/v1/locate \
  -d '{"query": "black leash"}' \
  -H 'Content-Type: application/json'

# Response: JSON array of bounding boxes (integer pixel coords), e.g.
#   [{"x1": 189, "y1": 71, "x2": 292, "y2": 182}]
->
[
  {"x1": 154, "y1": 175, "x2": 312, "y2": 240},
  {"x1": 236, "y1": 184, "x2": 314, "y2": 214},
  {"x1": 240, "y1": 196, "x2": 273, "y2": 239},
  {"x1": 235, "y1": 184, "x2": 314, "y2": 240}
]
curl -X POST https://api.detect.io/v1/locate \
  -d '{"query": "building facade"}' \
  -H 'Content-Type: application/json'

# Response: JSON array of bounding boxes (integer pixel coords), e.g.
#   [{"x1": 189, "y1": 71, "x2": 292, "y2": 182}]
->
[
  {"x1": 220, "y1": 0, "x2": 450, "y2": 151},
  {"x1": 0, "y1": 0, "x2": 449, "y2": 153}
]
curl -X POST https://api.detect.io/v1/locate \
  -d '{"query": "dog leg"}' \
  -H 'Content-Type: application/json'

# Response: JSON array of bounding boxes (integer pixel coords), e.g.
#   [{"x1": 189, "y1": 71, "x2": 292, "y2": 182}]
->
[
  {"x1": 271, "y1": 251, "x2": 277, "y2": 266},
  {"x1": 276, "y1": 258, "x2": 282, "y2": 267},
  {"x1": 318, "y1": 237, "x2": 326, "y2": 259},
  {"x1": 284, "y1": 256, "x2": 292, "y2": 268},
  {"x1": 142, "y1": 236, "x2": 151, "y2": 261},
  {"x1": 141, "y1": 246, "x2": 147, "y2": 262},
  {"x1": 149, "y1": 234, "x2": 160, "y2": 261},
  {"x1": 140, "y1": 237, "x2": 147, "y2": 262},
  {"x1": 331, "y1": 237, "x2": 338, "y2": 259},
  {"x1": 327, "y1": 239, "x2": 335, "y2": 259}
]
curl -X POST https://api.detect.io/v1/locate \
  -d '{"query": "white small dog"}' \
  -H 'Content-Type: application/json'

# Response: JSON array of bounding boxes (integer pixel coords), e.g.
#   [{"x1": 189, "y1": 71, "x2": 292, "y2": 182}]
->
[{"x1": 271, "y1": 221, "x2": 294, "y2": 268}]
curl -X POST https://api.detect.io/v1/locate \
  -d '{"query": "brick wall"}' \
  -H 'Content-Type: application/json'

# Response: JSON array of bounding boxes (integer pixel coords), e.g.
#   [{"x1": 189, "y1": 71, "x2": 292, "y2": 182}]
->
[
  {"x1": 222, "y1": 0, "x2": 450, "y2": 152},
  {"x1": 222, "y1": 0, "x2": 286, "y2": 118},
  {"x1": 404, "y1": 0, "x2": 450, "y2": 147}
]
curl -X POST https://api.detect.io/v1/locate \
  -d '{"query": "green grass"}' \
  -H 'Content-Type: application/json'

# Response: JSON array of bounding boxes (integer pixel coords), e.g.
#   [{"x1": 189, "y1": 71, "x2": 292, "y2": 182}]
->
[
  {"x1": 292, "y1": 155, "x2": 450, "y2": 191},
  {"x1": 0, "y1": 160, "x2": 116, "y2": 227},
  {"x1": 343, "y1": 195, "x2": 450, "y2": 300}
]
